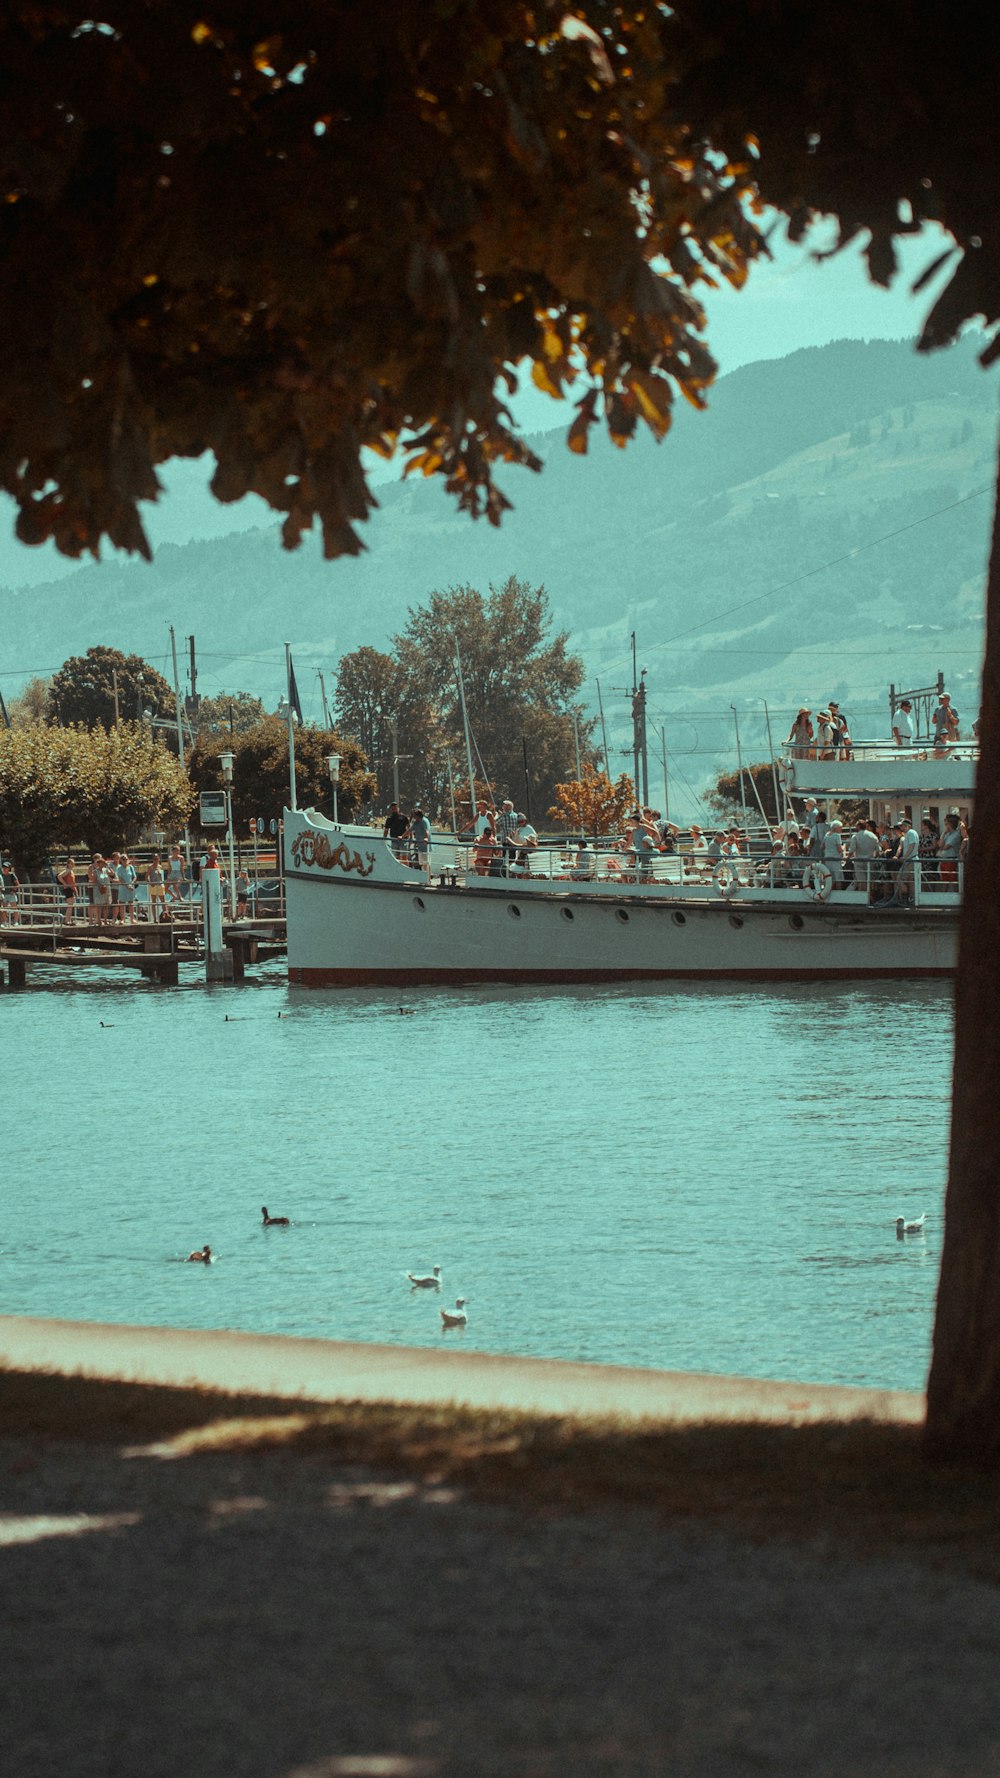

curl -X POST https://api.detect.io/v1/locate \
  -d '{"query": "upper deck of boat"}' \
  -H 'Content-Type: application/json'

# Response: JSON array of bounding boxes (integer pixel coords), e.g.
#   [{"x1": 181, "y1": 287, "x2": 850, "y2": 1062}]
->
[{"x1": 784, "y1": 738, "x2": 977, "y2": 798}]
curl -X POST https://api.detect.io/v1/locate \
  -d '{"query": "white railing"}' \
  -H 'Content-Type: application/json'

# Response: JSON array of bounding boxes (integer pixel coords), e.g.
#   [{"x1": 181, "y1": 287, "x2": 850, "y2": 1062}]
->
[{"x1": 0, "y1": 876, "x2": 285, "y2": 930}]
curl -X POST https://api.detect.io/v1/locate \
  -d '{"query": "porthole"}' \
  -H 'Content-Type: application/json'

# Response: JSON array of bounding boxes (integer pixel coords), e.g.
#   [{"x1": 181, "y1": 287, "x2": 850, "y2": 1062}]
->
[
  {"x1": 615, "y1": 909, "x2": 630, "y2": 924},
  {"x1": 788, "y1": 913, "x2": 804, "y2": 931},
  {"x1": 728, "y1": 913, "x2": 744, "y2": 930},
  {"x1": 507, "y1": 903, "x2": 521, "y2": 919},
  {"x1": 672, "y1": 910, "x2": 686, "y2": 927},
  {"x1": 560, "y1": 906, "x2": 574, "y2": 922},
  {"x1": 413, "y1": 896, "x2": 425, "y2": 911}
]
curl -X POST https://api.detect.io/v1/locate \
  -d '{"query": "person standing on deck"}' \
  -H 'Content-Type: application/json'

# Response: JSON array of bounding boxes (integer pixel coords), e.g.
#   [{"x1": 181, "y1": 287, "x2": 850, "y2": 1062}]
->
[
  {"x1": 823, "y1": 820, "x2": 846, "y2": 887},
  {"x1": 116, "y1": 853, "x2": 137, "y2": 921},
  {"x1": 494, "y1": 799, "x2": 519, "y2": 867},
  {"x1": 891, "y1": 818, "x2": 920, "y2": 906},
  {"x1": 829, "y1": 701, "x2": 852, "y2": 758},
  {"x1": 848, "y1": 822, "x2": 879, "y2": 894},
  {"x1": 932, "y1": 694, "x2": 960, "y2": 753},
  {"x1": 892, "y1": 700, "x2": 914, "y2": 747},
  {"x1": 410, "y1": 808, "x2": 431, "y2": 873},
  {"x1": 786, "y1": 708, "x2": 813, "y2": 757},
  {"x1": 382, "y1": 803, "x2": 409, "y2": 857},
  {"x1": 472, "y1": 801, "x2": 494, "y2": 839},
  {"x1": 57, "y1": 857, "x2": 77, "y2": 923},
  {"x1": 166, "y1": 844, "x2": 187, "y2": 905}
]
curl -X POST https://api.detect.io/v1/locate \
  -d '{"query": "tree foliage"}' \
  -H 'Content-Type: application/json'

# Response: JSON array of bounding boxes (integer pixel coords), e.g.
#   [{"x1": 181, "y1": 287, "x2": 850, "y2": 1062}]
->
[
  {"x1": 548, "y1": 766, "x2": 636, "y2": 835},
  {"x1": 394, "y1": 576, "x2": 596, "y2": 817},
  {"x1": 334, "y1": 646, "x2": 437, "y2": 810},
  {"x1": 192, "y1": 690, "x2": 267, "y2": 736},
  {"x1": 0, "y1": 3, "x2": 763, "y2": 564},
  {"x1": 187, "y1": 717, "x2": 375, "y2": 830},
  {"x1": 0, "y1": 721, "x2": 192, "y2": 870},
  {"x1": 50, "y1": 646, "x2": 174, "y2": 730},
  {"x1": 8, "y1": 675, "x2": 52, "y2": 725},
  {"x1": 708, "y1": 762, "x2": 781, "y2": 825}
]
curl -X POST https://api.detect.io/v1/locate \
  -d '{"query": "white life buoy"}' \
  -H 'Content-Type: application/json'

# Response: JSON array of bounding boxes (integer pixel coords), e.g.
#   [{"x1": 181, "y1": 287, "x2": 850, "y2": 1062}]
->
[
  {"x1": 807, "y1": 860, "x2": 834, "y2": 903},
  {"x1": 713, "y1": 860, "x2": 741, "y2": 899}
]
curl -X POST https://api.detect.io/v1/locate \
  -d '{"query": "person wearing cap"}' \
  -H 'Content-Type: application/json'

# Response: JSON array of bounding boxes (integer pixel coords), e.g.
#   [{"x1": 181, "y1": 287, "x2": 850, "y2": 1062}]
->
[
  {"x1": 931, "y1": 692, "x2": 960, "y2": 753},
  {"x1": 892, "y1": 699, "x2": 914, "y2": 747},
  {"x1": 786, "y1": 707, "x2": 814, "y2": 758},
  {"x1": 829, "y1": 701, "x2": 852, "y2": 759},
  {"x1": 506, "y1": 812, "x2": 538, "y2": 877},
  {"x1": 687, "y1": 824, "x2": 708, "y2": 875}
]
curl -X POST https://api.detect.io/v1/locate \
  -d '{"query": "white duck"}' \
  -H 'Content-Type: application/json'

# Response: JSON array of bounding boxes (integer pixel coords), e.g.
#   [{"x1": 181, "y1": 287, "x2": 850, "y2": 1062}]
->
[
  {"x1": 407, "y1": 1265, "x2": 442, "y2": 1288},
  {"x1": 440, "y1": 1297, "x2": 468, "y2": 1327},
  {"x1": 896, "y1": 1213, "x2": 927, "y2": 1236}
]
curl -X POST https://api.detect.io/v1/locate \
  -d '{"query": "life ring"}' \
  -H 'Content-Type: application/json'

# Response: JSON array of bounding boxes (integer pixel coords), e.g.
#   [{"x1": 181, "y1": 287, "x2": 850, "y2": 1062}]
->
[
  {"x1": 807, "y1": 860, "x2": 834, "y2": 903},
  {"x1": 713, "y1": 860, "x2": 741, "y2": 899}
]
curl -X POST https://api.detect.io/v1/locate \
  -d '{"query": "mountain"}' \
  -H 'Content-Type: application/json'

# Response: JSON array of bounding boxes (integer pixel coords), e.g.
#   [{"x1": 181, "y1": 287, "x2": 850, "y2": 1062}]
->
[{"x1": 2, "y1": 337, "x2": 995, "y2": 809}]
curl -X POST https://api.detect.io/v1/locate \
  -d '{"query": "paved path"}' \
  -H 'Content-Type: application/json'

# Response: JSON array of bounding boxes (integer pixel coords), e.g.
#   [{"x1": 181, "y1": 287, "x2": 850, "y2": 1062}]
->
[{"x1": 0, "y1": 1314, "x2": 923, "y2": 1425}]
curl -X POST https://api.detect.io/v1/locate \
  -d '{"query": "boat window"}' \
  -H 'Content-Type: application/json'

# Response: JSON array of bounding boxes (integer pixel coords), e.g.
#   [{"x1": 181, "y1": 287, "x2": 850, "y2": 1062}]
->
[
  {"x1": 615, "y1": 909, "x2": 629, "y2": 924},
  {"x1": 560, "y1": 907, "x2": 574, "y2": 921},
  {"x1": 507, "y1": 904, "x2": 521, "y2": 919},
  {"x1": 728, "y1": 914, "x2": 744, "y2": 930},
  {"x1": 412, "y1": 897, "x2": 425, "y2": 911},
  {"x1": 788, "y1": 913, "x2": 804, "y2": 930},
  {"x1": 672, "y1": 911, "x2": 686, "y2": 926}
]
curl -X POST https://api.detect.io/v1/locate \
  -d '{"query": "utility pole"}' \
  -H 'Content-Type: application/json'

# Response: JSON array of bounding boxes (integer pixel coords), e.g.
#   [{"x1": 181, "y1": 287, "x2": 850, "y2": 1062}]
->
[
  {"x1": 632, "y1": 666, "x2": 649, "y2": 807},
  {"x1": 112, "y1": 668, "x2": 120, "y2": 725},
  {"x1": 390, "y1": 719, "x2": 400, "y2": 804},
  {"x1": 660, "y1": 725, "x2": 669, "y2": 822},
  {"x1": 186, "y1": 635, "x2": 199, "y2": 717},
  {"x1": 521, "y1": 735, "x2": 532, "y2": 822},
  {"x1": 595, "y1": 677, "x2": 610, "y2": 779},
  {"x1": 630, "y1": 633, "x2": 639, "y2": 797},
  {"x1": 317, "y1": 669, "x2": 331, "y2": 729}
]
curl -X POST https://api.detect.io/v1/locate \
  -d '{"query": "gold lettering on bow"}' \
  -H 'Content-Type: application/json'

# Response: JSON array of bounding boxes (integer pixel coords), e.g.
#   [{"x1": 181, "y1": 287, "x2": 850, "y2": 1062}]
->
[{"x1": 291, "y1": 832, "x2": 376, "y2": 877}]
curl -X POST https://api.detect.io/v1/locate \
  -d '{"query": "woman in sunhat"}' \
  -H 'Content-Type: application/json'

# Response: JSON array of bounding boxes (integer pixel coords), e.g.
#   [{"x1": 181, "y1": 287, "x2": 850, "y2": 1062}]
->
[{"x1": 786, "y1": 707, "x2": 814, "y2": 758}]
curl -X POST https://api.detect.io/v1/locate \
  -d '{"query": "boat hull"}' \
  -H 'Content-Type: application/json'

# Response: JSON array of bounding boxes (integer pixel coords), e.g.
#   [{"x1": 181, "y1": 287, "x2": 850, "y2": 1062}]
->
[{"x1": 285, "y1": 869, "x2": 957, "y2": 986}]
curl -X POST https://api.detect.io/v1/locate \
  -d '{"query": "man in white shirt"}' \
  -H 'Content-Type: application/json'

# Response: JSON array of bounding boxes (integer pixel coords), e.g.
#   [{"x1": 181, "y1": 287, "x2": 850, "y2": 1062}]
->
[
  {"x1": 892, "y1": 700, "x2": 914, "y2": 747},
  {"x1": 847, "y1": 821, "x2": 880, "y2": 894},
  {"x1": 472, "y1": 801, "x2": 494, "y2": 838}
]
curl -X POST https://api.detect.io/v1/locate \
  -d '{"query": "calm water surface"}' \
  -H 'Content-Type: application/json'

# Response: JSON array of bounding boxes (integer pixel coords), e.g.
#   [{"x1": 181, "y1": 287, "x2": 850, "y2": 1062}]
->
[{"x1": 2, "y1": 967, "x2": 952, "y2": 1390}]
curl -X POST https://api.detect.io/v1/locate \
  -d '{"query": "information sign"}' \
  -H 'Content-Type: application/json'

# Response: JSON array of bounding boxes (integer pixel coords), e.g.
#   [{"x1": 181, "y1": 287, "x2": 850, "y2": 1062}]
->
[{"x1": 198, "y1": 790, "x2": 228, "y2": 827}]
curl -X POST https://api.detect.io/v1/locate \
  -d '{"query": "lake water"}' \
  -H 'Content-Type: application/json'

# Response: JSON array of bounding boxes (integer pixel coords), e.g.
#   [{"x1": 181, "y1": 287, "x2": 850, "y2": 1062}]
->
[{"x1": 1, "y1": 966, "x2": 952, "y2": 1391}]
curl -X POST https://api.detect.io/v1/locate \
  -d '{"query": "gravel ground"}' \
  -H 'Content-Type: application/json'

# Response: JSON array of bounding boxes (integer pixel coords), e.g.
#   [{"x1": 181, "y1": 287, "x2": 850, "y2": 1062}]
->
[{"x1": 2, "y1": 1433, "x2": 999, "y2": 1778}]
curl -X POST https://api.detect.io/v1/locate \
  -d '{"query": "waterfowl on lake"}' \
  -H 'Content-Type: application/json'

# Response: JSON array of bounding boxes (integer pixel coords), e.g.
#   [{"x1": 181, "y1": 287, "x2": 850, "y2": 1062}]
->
[
  {"x1": 407, "y1": 1265, "x2": 441, "y2": 1288},
  {"x1": 187, "y1": 1245, "x2": 212, "y2": 1263},
  {"x1": 262, "y1": 1206, "x2": 290, "y2": 1226},
  {"x1": 440, "y1": 1297, "x2": 468, "y2": 1327},
  {"x1": 896, "y1": 1213, "x2": 927, "y2": 1236}
]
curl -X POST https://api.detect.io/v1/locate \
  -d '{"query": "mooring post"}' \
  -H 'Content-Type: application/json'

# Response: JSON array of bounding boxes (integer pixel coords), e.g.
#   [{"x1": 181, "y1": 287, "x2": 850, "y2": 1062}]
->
[{"x1": 203, "y1": 867, "x2": 233, "y2": 982}]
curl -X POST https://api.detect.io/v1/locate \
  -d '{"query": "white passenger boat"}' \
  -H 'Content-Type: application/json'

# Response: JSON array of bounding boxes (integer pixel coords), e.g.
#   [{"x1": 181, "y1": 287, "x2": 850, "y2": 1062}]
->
[{"x1": 284, "y1": 729, "x2": 972, "y2": 987}]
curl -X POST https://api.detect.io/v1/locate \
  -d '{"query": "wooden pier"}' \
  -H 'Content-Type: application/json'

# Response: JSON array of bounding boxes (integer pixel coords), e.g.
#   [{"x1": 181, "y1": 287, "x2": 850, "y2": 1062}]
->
[{"x1": 0, "y1": 917, "x2": 286, "y2": 989}]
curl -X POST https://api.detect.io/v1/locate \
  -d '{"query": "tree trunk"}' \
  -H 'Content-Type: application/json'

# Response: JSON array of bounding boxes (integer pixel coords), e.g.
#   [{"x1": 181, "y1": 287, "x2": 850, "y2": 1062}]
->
[{"x1": 926, "y1": 451, "x2": 1000, "y2": 1462}]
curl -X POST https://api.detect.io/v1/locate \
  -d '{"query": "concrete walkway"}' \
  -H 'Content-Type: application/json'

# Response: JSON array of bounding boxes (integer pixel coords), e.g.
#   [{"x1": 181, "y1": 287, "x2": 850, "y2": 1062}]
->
[{"x1": 0, "y1": 1313, "x2": 923, "y2": 1425}]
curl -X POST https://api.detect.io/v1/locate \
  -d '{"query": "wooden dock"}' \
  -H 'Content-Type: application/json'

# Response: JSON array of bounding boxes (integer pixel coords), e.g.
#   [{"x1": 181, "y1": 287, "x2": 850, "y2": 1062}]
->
[{"x1": 0, "y1": 918, "x2": 286, "y2": 988}]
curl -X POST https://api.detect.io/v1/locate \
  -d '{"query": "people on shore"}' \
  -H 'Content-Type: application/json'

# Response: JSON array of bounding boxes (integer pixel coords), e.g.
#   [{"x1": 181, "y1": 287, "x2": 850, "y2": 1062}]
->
[
  {"x1": 89, "y1": 854, "x2": 112, "y2": 926},
  {"x1": 57, "y1": 857, "x2": 77, "y2": 923},
  {"x1": 116, "y1": 853, "x2": 137, "y2": 921},
  {"x1": 166, "y1": 844, "x2": 187, "y2": 904},
  {"x1": 1, "y1": 859, "x2": 20, "y2": 924},
  {"x1": 146, "y1": 854, "x2": 166, "y2": 920}
]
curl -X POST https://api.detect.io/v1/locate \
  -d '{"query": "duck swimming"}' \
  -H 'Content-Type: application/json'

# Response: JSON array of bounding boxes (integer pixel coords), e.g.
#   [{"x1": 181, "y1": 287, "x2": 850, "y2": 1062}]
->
[
  {"x1": 187, "y1": 1245, "x2": 212, "y2": 1263},
  {"x1": 440, "y1": 1297, "x2": 468, "y2": 1327},
  {"x1": 262, "y1": 1206, "x2": 290, "y2": 1226},
  {"x1": 407, "y1": 1265, "x2": 441, "y2": 1288}
]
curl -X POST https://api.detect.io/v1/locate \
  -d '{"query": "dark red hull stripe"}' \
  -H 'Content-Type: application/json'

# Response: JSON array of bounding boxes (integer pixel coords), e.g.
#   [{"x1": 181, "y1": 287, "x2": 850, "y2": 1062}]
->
[{"x1": 289, "y1": 965, "x2": 953, "y2": 986}]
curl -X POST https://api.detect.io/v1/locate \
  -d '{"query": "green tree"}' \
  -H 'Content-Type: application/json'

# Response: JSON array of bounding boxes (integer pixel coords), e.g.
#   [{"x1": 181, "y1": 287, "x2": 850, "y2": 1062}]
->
[
  {"x1": 187, "y1": 718, "x2": 375, "y2": 832},
  {"x1": 708, "y1": 763, "x2": 781, "y2": 825},
  {"x1": 8, "y1": 676, "x2": 53, "y2": 724},
  {"x1": 333, "y1": 647, "x2": 436, "y2": 810},
  {"x1": 192, "y1": 691, "x2": 267, "y2": 737},
  {"x1": 0, "y1": 721, "x2": 191, "y2": 871},
  {"x1": 395, "y1": 577, "x2": 596, "y2": 818},
  {"x1": 50, "y1": 647, "x2": 174, "y2": 731}
]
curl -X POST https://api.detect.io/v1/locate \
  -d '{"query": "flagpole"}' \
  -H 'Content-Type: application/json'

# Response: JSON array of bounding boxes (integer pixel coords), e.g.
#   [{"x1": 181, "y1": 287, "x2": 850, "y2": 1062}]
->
[{"x1": 285, "y1": 641, "x2": 298, "y2": 811}]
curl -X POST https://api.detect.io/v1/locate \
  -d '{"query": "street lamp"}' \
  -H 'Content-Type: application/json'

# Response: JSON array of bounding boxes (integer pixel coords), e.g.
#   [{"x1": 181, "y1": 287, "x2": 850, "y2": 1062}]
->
[
  {"x1": 326, "y1": 753, "x2": 341, "y2": 824},
  {"x1": 219, "y1": 750, "x2": 237, "y2": 917}
]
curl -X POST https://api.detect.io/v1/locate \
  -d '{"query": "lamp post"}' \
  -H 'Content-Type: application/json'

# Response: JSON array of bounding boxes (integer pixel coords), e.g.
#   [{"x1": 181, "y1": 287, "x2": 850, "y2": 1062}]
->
[
  {"x1": 327, "y1": 753, "x2": 341, "y2": 824},
  {"x1": 219, "y1": 750, "x2": 237, "y2": 916}
]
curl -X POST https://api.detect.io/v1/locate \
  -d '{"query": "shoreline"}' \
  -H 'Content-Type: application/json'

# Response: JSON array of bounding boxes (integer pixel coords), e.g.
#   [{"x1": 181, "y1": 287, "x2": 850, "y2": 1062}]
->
[{"x1": 0, "y1": 1312, "x2": 924, "y2": 1427}]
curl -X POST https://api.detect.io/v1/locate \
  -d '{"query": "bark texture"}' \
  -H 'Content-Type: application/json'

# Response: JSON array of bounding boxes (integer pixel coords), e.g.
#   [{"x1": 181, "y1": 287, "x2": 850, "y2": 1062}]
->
[{"x1": 926, "y1": 454, "x2": 1000, "y2": 1461}]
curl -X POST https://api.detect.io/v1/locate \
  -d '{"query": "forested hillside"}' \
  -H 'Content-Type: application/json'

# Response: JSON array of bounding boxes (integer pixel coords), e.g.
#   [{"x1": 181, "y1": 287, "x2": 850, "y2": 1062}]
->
[{"x1": 1, "y1": 336, "x2": 994, "y2": 803}]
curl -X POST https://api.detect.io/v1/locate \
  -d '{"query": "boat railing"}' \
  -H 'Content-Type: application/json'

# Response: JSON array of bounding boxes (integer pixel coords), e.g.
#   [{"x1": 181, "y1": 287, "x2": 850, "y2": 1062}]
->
[{"x1": 784, "y1": 738, "x2": 978, "y2": 764}]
